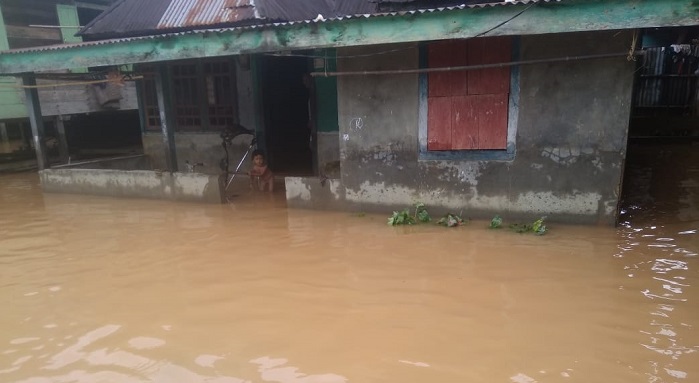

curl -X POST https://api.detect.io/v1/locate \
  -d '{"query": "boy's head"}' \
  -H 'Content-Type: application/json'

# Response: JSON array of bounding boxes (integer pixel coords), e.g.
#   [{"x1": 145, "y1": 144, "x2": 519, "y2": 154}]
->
[{"x1": 252, "y1": 149, "x2": 266, "y2": 166}]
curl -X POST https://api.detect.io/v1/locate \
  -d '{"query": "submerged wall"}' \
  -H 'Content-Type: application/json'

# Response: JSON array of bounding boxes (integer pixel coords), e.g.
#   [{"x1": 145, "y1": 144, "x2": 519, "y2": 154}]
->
[
  {"x1": 287, "y1": 31, "x2": 635, "y2": 225},
  {"x1": 317, "y1": 131, "x2": 340, "y2": 176},
  {"x1": 143, "y1": 132, "x2": 253, "y2": 175},
  {"x1": 40, "y1": 168, "x2": 222, "y2": 203}
]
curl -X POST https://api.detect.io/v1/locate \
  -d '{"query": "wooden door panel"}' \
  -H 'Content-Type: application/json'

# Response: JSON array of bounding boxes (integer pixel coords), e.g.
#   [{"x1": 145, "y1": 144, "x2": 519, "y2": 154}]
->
[
  {"x1": 429, "y1": 41, "x2": 455, "y2": 97},
  {"x1": 468, "y1": 37, "x2": 511, "y2": 95},
  {"x1": 451, "y1": 96, "x2": 478, "y2": 150},
  {"x1": 476, "y1": 93, "x2": 508, "y2": 149},
  {"x1": 449, "y1": 40, "x2": 469, "y2": 96},
  {"x1": 427, "y1": 97, "x2": 453, "y2": 150}
]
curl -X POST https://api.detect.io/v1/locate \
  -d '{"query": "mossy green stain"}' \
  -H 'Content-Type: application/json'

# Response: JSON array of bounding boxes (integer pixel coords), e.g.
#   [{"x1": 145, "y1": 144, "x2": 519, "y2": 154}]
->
[
  {"x1": 159, "y1": 38, "x2": 178, "y2": 50},
  {"x1": 274, "y1": 29, "x2": 291, "y2": 46}
]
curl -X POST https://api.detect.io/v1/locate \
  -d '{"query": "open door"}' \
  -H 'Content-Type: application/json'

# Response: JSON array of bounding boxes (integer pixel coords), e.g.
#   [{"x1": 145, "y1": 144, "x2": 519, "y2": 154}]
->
[{"x1": 258, "y1": 55, "x2": 314, "y2": 176}]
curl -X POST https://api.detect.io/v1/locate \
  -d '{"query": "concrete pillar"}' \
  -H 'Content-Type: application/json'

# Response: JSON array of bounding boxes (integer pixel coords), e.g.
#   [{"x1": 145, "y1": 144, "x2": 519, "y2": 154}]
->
[
  {"x1": 55, "y1": 116, "x2": 69, "y2": 163},
  {"x1": 19, "y1": 121, "x2": 29, "y2": 148},
  {"x1": 154, "y1": 64, "x2": 178, "y2": 172},
  {"x1": 22, "y1": 74, "x2": 49, "y2": 170},
  {"x1": 0, "y1": 122, "x2": 7, "y2": 142}
]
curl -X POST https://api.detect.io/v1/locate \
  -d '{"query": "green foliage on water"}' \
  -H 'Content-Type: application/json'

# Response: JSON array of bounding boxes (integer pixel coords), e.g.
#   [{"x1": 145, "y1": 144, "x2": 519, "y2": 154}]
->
[
  {"x1": 488, "y1": 215, "x2": 547, "y2": 235},
  {"x1": 388, "y1": 208, "x2": 547, "y2": 235},
  {"x1": 388, "y1": 204, "x2": 466, "y2": 228},
  {"x1": 388, "y1": 202, "x2": 431, "y2": 226},
  {"x1": 437, "y1": 213, "x2": 465, "y2": 227},
  {"x1": 489, "y1": 215, "x2": 503, "y2": 229},
  {"x1": 388, "y1": 208, "x2": 413, "y2": 226},
  {"x1": 414, "y1": 203, "x2": 431, "y2": 223},
  {"x1": 509, "y1": 217, "x2": 547, "y2": 235}
]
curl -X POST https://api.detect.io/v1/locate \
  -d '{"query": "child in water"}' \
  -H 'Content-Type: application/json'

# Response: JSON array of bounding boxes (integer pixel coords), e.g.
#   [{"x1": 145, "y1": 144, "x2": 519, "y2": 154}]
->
[{"x1": 249, "y1": 149, "x2": 274, "y2": 192}]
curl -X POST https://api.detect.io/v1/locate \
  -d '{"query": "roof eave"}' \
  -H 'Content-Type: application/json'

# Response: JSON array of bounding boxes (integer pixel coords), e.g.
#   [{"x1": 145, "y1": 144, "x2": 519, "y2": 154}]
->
[{"x1": 1, "y1": 0, "x2": 698, "y2": 75}]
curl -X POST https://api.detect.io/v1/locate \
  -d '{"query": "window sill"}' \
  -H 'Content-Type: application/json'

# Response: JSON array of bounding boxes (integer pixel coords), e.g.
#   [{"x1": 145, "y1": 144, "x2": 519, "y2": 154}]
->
[{"x1": 418, "y1": 145, "x2": 515, "y2": 161}]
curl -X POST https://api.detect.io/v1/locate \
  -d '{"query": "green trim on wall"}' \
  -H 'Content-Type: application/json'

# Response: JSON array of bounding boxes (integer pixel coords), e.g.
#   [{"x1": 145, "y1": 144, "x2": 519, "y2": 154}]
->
[
  {"x1": 0, "y1": 7, "x2": 27, "y2": 119},
  {"x1": 250, "y1": 55, "x2": 266, "y2": 153},
  {"x1": 0, "y1": 6, "x2": 9, "y2": 51},
  {"x1": 314, "y1": 49, "x2": 338, "y2": 133},
  {"x1": 57, "y1": 4, "x2": 82, "y2": 44},
  {"x1": 0, "y1": 0, "x2": 697, "y2": 74}
]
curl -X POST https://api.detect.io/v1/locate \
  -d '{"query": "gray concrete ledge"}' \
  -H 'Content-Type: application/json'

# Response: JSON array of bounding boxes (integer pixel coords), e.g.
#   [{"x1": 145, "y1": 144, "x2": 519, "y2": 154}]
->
[
  {"x1": 285, "y1": 176, "x2": 345, "y2": 210},
  {"x1": 40, "y1": 168, "x2": 222, "y2": 203},
  {"x1": 285, "y1": 176, "x2": 610, "y2": 225}
]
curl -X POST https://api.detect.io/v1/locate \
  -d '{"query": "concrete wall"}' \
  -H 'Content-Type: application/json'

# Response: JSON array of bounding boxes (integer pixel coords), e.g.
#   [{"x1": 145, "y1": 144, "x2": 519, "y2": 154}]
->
[
  {"x1": 143, "y1": 132, "x2": 253, "y2": 175},
  {"x1": 40, "y1": 168, "x2": 222, "y2": 203},
  {"x1": 287, "y1": 31, "x2": 635, "y2": 225},
  {"x1": 317, "y1": 131, "x2": 340, "y2": 177}
]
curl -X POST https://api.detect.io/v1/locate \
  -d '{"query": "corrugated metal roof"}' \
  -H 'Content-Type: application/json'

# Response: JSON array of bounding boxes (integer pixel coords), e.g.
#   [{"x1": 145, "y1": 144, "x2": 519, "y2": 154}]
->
[
  {"x1": 158, "y1": 0, "x2": 260, "y2": 30},
  {"x1": 78, "y1": 0, "x2": 173, "y2": 39},
  {"x1": 80, "y1": 0, "x2": 378, "y2": 39},
  {"x1": 17, "y1": 0, "x2": 560, "y2": 55}
]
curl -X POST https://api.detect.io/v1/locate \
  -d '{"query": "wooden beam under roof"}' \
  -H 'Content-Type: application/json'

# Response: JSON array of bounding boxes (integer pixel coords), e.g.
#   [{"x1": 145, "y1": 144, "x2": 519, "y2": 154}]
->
[{"x1": 5, "y1": 25, "x2": 62, "y2": 41}]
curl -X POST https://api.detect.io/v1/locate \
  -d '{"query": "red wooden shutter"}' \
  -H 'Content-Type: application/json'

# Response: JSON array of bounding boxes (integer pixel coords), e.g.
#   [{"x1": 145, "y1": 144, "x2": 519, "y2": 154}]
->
[
  {"x1": 428, "y1": 41, "x2": 455, "y2": 97},
  {"x1": 467, "y1": 37, "x2": 511, "y2": 95},
  {"x1": 428, "y1": 37, "x2": 510, "y2": 151},
  {"x1": 427, "y1": 97, "x2": 452, "y2": 150},
  {"x1": 475, "y1": 94, "x2": 508, "y2": 149},
  {"x1": 428, "y1": 41, "x2": 468, "y2": 97},
  {"x1": 451, "y1": 96, "x2": 478, "y2": 150}
]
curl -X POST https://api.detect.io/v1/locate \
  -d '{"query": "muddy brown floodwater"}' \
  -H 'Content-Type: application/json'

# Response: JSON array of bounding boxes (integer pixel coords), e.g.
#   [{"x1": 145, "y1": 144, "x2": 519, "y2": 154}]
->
[{"x1": 1, "y1": 142, "x2": 698, "y2": 383}]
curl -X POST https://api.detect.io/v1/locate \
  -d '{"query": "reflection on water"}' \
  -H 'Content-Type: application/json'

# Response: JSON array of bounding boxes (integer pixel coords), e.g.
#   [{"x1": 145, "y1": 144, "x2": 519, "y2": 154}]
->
[
  {"x1": 1, "y1": 142, "x2": 698, "y2": 382},
  {"x1": 615, "y1": 141, "x2": 699, "y2": 383}
]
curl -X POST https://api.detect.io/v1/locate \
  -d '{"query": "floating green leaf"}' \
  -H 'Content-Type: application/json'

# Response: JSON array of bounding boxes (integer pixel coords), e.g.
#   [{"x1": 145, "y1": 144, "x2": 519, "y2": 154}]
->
[
  {"x1": 437, "y1": 213, "x2": 465, "y2": 227},
  {"x1": 489, "y1": 215, "x2": 502, "y2": 229},
  {"x1": 388, "y1": 203, "x2": 430, "y2": 226},
  {"x1": 388, "y1": 208, "x2": 415, "y2": 226},
  {"x1": 414, "y1": 203, "x2": 431, "y2": 223},
  {"x1": 532, "y1": 217, "x2": 547, "y2": 235},
  {"x1": 509, "y1": 217, "x2": 547, "y2": 235}
]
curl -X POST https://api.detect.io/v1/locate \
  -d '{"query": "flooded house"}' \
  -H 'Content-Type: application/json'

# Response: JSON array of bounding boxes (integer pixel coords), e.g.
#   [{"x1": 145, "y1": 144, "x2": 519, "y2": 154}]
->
[
  {"x1": 0, "y1": 0, "x2": 697, "y2": 224},
  {"x1": 0, "y1": 0, "x2": 139, "y2": 170}
]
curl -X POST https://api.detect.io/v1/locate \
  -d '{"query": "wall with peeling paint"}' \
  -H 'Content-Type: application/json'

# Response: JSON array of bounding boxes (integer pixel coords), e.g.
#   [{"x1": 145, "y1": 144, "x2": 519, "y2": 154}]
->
[
  {"x1": 318, "y1": 132, "x2": 340, "y2": 176},
  {"x1": 316, "y1": 31, "x2": 634, "y2": 225},
  {"x1": 40, "y1": 168, "x2": 222, "y2": 203}
]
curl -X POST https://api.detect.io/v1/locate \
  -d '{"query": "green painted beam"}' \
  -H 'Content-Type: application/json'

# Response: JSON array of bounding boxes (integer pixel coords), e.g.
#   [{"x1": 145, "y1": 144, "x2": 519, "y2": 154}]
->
[
  {"x1": 0, "y1": 6, "x2": 27, "y2": 118},
  {"x1": 57, "y1": 4, "x2": 83, "y2": 44},
  {"x1": 0, "y1": 6, "x2": 10, "y2": 51},
  {"x1": 0, "y1": 0, "x2": 697, "y2": 74},
  {"x1": 57, "y1": 4, "x2": 87, "y2": 73}
]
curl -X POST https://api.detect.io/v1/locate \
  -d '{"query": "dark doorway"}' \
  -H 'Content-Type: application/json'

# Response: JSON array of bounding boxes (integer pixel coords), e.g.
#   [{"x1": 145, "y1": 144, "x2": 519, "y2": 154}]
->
[
  {"x1": 259, "y1": 55, "x2": 314, "y2": 175},
  {"x1": 64, "y1": 110, "x2": 142, "y2": 160},
  {"x1": 618, "y1": 26, "x2": 699, "y2": 225},
  {"x1": 628, "y1": 27, "x2": 699, "y2": 139}
]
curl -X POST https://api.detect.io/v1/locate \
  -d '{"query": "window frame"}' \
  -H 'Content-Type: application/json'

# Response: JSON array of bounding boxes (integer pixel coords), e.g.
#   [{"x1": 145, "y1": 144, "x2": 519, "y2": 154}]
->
[
  {"x1": 138, "y1": 58, "x2": 238, "y2": 134},
  {"x1": 418, "y1": 37, "x2": 520, "y2": 161}
]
